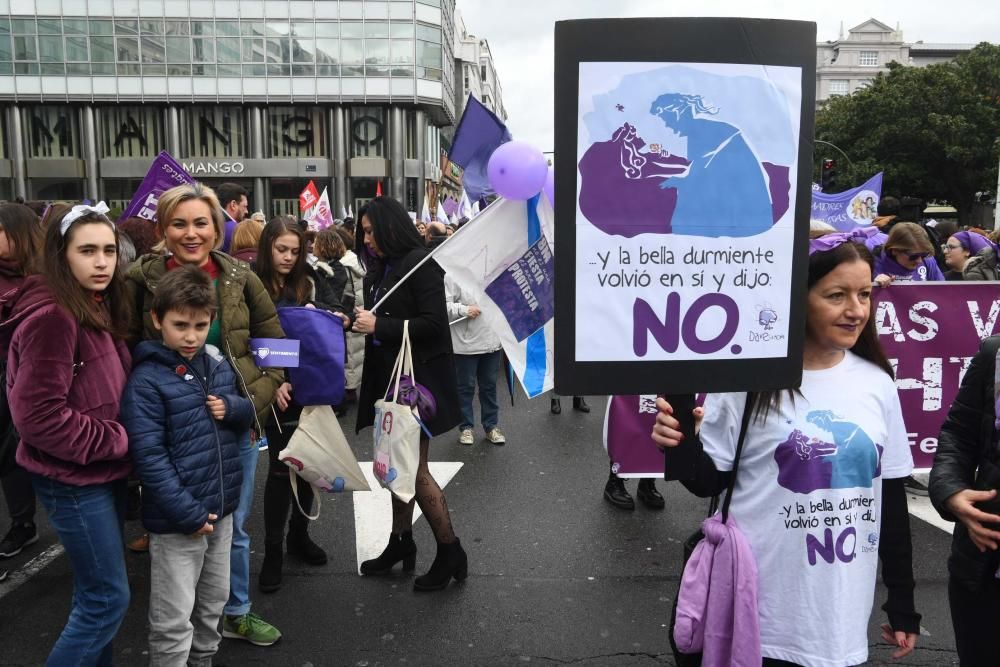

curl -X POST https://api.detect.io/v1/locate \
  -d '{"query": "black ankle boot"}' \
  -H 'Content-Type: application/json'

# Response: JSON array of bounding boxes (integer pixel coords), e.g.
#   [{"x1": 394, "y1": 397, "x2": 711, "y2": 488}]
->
[
  {"x1": 573, "y1": 396, "x2": 591, "y2": 413},
  {"x1": 413, "y1": 538, "x2": 468, "y2": 592},
  {"x1": 636, "y1": 478, "x2": 665, "y2": 510},
  {"x1": 603, "y1": 472, "x2": 635, "y2": 510},
  {"x1": 287, "y1": 527, "x2": 328, "y2": 565},
  {"x1": 360, "y1": 531, "x2": 417, "y2": 576},
  {"x1": 550, "y1": 398, "x2": 562, "y2": 414},
  {"x1": 259, "y1": 542, "x2": 283, "y2": 593}
]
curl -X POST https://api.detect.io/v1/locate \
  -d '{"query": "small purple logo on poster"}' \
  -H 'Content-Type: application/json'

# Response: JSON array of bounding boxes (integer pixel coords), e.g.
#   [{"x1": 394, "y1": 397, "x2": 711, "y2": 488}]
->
[
  {"x1": 249, "y1": 338, "x2": 300, "y2": 367},
  {"x1": 485, "y1": 237, "x2": 554, "y2": 342}
]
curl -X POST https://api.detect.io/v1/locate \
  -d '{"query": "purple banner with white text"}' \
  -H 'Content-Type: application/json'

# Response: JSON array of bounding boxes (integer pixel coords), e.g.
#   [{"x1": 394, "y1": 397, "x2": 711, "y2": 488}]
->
[
  {"x1": 872, "y1": 282, "x2": 1000, "y2": 471},
  {"x1": 249, "y1": 338, "x2": 300, "y2": 368},
  {"x1": 119, "y1": 151, "x2": 195, "y2": 222},
  {"x1": 603, "y1": 395, "x2": 664, "y2": 477},
  {"x1": 810, "y1": 172, "x2": 883, "y2": 232}
]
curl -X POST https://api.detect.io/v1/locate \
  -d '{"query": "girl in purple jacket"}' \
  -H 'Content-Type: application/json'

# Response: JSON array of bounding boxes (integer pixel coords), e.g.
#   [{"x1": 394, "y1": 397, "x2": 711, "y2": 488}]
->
[{"x1": 5, "y1": 202, "x2": 132, "y2": 666}]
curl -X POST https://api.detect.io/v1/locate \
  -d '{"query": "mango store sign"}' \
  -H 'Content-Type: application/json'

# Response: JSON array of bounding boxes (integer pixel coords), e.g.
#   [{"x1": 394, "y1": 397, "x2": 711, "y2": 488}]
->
[{"x1": 182, "y1": 160, "x2": 246, "y2": 175}]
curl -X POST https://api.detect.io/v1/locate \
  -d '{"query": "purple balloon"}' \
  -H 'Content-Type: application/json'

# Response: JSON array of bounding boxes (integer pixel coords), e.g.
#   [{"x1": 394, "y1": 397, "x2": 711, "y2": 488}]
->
[
  {"x1": 487, "y1": 141, "x2": 549, "y2": 201},
  {"x1": 542, "y1": 167, "x2": 555, "y2": 207}
]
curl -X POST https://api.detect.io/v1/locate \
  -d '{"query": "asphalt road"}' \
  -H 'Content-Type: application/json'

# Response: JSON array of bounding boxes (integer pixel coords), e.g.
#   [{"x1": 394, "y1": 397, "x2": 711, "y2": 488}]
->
[{"x1": 0, "y1": 393, "x2": 961, "y2": 666}]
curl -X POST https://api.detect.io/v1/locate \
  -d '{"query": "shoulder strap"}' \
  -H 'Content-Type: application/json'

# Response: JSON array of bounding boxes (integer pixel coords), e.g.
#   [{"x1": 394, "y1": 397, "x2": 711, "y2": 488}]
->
[{"x1": 720, "y1": 392, "x2": 755, "y2": 523}]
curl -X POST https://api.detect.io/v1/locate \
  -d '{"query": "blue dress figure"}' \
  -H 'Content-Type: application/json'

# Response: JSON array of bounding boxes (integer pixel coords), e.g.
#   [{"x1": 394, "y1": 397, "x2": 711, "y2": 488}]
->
[
  {"x1": 650, "y1": 93, "x2": 774, "y2": 238},
  {"x1": 807, "y1": 410, "x2": 882, "y2": 489}
]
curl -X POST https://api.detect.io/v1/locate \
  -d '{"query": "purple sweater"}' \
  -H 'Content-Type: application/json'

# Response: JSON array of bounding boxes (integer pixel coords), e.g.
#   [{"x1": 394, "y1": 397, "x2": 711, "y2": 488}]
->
[
  {"x1": 674, "y1": 513, "x2": 761, "y2": 666},
  {"x1": 874, "y1": 252, "x2": 945, "y2": 281},
  {"x1": 4, "y1": 277, "x2": 132, "y2": 486}
]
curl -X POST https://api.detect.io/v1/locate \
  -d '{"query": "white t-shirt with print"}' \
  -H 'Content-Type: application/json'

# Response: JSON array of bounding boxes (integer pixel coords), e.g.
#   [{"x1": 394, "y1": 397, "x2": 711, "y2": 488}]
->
[{"x1": 700, "y1": 351, "x2": 912, "y2": 667}]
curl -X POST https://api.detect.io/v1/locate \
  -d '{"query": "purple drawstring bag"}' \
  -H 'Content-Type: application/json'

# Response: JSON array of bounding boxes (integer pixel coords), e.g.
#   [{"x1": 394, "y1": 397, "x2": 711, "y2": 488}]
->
[{"x1": 385, "y1": 375, "x2": 437, "y2": 420}]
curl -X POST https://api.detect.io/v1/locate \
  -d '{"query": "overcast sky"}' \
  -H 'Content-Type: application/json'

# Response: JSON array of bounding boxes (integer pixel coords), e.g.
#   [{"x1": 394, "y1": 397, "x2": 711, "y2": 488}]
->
[{"x1": 456, "y1": 0, "x2": 1000, "y2": 153}]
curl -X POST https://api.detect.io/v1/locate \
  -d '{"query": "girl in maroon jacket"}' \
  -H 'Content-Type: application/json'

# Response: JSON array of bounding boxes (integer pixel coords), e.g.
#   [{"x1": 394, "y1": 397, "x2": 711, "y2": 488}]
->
[{"x1": 5, "y1": 202, "x2": 133, "y2": 666}]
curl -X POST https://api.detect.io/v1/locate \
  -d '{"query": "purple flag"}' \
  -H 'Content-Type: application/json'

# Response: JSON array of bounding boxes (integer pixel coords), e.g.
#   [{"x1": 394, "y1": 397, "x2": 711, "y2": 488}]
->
[
  {"x1": 811, "y1": 172, "x2": 883, "y2": 232},
  {"x1": 484, "y1": 236, "x2": 554, "y2": 342},
  {"x1": 119, "y1": 151, "x2": 195, "y2": 222},
  {"x1": 604, "y1": 395, "x2": 664, "y2": 477},
  {"x1": 448, "y1": 95, "x2": 512, "y2": 202},
  {"x1": 442, "y1": 197, "x2": 459, "y2": 217}
]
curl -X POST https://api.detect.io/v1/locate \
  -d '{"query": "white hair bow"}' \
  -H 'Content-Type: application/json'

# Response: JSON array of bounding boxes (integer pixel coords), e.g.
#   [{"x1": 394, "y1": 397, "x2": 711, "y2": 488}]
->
[{"x1": 60, "y1": 202, "x2": 111, "y2": 236}]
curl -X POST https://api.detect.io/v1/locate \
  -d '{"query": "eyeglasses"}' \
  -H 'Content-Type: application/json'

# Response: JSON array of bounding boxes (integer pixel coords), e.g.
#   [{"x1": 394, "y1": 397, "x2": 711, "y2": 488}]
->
[{"x1": 942, "y1": 243, "x2": 963, "y2": 251}]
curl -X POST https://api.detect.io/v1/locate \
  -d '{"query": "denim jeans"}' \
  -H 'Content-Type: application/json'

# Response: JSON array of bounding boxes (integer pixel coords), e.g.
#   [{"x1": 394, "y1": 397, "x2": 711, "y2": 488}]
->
[
  {"x1": 32, "y1": 476, "x2": 129, "y2": 667},
  {"x1": 454, "y1": 351, "x2": 501, "y2": 431},
  {"x1": 149, "y1": 515, "x2": 233, "y2": 667},
  {"x1": 224, "y1": 430, "x2": 256, "y2": 617}
]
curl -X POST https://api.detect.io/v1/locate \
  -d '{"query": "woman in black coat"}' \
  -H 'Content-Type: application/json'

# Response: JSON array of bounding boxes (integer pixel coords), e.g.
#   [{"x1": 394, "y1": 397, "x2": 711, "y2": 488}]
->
[
  {"x1": 929, "y1": 334, "x2": 1000, "y2": 665},
  {"x1": 351, "y1": 197, "x2": 464, "y2": 591}
]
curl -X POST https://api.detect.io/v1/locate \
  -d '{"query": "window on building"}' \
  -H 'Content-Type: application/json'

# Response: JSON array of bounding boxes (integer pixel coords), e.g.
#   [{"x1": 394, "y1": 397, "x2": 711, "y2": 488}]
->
[
  {"x1": 267, "y1": 107, "x2": 326, "y2": 158},
  {"x1": 859, "y1": 51, "x2": 878, "y2": 66},
  {"x1": 99, "y1": 106, "x2": 164, "y2": 158},
  {"x1": 480, "y1": 64, "x2": 486, "y2": 80},
  {"x1": 828, "y1": 79, "x2": 849, "y2": 96},
  {"x1": 25, "y1": 106, "x2": 80, "y2": 158},
  {"x1": 350, "y1": 106, "x2": 387, "y2": 158},
  {"x1": 187, "y1": 106, "x2": 247, "y2": 158}
]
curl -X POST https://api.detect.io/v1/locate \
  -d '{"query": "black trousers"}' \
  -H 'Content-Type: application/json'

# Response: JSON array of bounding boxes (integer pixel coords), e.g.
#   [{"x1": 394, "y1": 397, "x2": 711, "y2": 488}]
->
[
  {"x1": 263, "y1": 405, "x2": 314, "y2": 544},
  {"x1": 949, "y1": 575, "x2": 1000, "y2": 666}
]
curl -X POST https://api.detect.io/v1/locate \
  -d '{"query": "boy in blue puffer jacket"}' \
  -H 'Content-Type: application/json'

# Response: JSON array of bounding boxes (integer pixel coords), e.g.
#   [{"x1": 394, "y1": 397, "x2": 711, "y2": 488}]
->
[{"x1": 121, "y1": 265, "x2": 255, "y2": 666}]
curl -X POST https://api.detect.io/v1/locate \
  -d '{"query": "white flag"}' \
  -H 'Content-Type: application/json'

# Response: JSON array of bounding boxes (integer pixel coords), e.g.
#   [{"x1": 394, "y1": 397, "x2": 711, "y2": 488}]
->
[
  {"x1": 305, "y1": 187, "x2": 334, "y2": 231},
  {"x1": 420, "y1": 197, "x2": 432, "y2": 223},
  {"x1": 432, "y1": 196, "x2": 554, "y2": 398},
  {"x1": 436, "y1": 200, "x2": 448, "y2": 223},
  {"x1": 459, "y1": 190, "x2": 474, "y2": 219}
]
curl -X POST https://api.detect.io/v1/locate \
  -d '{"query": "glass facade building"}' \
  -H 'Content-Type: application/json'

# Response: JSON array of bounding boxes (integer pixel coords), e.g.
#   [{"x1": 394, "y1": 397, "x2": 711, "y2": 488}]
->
[{"x1": 0, "y1": 0, "x2": 455, "y2": 215}]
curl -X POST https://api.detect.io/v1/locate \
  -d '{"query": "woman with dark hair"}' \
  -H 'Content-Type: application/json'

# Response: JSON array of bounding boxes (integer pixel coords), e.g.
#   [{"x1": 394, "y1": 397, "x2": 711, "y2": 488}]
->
[
  {"x1": 352, "y1": 196, "x2": 465, "y2": 591},
  {"x1": 117, "y1": 217, "x2": 160, "y2": 258},
  {"x1": 4, "y1": 202, "x2": 133, "y2": 664},
  {"x1": 0, "y1": 204, "x2": 45, "y2": 565},
  {"x1": 255, "y1": 218, "x2": 344, "y2": 594},
  {"x1": 652, "y1": 230, "x2": 919, "y2": 666},
  {"x1": 941, "y1": 230, "x2": 992, "y2": 280}
]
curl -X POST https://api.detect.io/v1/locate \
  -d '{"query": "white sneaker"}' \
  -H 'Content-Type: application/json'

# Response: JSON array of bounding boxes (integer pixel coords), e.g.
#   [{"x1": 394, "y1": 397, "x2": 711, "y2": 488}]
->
[
  {"x1": 486, "y1": 427, "x2": 506, "y2": 445},
  {"x1": 458, "y1": 428, "x2": 474, "y2": 445}
]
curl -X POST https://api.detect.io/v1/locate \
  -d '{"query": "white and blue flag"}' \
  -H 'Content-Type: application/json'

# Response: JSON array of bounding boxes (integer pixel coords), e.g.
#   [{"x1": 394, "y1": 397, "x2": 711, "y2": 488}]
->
[{"x1": 432, "y1": 195, "x2": 554, "y2": 398}]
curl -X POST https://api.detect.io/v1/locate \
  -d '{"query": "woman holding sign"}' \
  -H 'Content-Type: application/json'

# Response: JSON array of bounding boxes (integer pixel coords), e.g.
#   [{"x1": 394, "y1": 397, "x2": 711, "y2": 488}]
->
[
  {"x1": 125, "y1": 183, "x2": 285, "y2": 647},
  {"x1": 352, "y1": 196, "x2": 465, "y2": 592},
  {"x1": 652, "y1": 230, "x2": 920, "y2": 666}
]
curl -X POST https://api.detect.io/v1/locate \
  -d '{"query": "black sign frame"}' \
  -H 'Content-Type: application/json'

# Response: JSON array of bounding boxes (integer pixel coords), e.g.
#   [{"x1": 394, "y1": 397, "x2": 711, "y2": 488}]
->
[{"x1": 553, "y1": 17, "x2": 816, "y2": 395}]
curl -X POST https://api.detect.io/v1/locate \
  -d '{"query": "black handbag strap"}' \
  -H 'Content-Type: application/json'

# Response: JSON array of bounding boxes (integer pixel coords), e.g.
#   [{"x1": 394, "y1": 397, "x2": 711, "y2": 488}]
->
[{"x1": 720, "y1": 392, "x2": 755, "y2": 523}]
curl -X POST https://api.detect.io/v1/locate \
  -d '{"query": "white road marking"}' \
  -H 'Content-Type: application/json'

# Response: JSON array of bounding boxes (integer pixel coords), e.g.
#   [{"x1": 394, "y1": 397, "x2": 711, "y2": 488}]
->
[
  {"x1": 353, "y1": 461, "x2": 463, "y2": 573},
  {"x1": 908, "y1": 494, "x2": 954, "y2": 534},
  {"x1": 0, "y1": 543, "x2": 65, "y2": 601}
]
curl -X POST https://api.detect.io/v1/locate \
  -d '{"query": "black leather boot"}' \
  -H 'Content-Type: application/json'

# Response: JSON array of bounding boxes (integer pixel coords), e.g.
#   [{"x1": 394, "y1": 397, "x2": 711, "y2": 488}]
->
[
  {"x1": 573, "y1": 396, "x2": 591, "y2": 413},
  {"x1": 550, "y1": 398, "x2": 561, "y2": 414},
  {"x1": 259, "y1": 542, "x2": 283, "y2": 593},
  {"x1": 413, "y1": 538, "x2": 468, "y2": 592},
  {"x1": 360, "y1": 531, "x2": 417, "y2": 576},
  {"x1": 603, "y1": 472, "x2": 634, "y2": 510},
  {"x1": 636, "y1": 478, "x2": 665, "y2": 510},
  {"x1": 287, "y1": 526, "x2": 328, "y2": 565}
]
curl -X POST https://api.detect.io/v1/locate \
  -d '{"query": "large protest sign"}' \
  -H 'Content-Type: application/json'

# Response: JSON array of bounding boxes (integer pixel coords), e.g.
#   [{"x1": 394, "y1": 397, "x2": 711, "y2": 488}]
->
[
  {"x1": 119, "y1": 151, "x2": 195, "y2": 221},
  {"x1": 553, "y1": 18, "x2": 815, "y2": 395},
  {"x1": 811, "y1": 173, "x2": 883, "y2": 231},
  {"x1": 874, "y1": 282, "x2": 1000, "y2": 471}
]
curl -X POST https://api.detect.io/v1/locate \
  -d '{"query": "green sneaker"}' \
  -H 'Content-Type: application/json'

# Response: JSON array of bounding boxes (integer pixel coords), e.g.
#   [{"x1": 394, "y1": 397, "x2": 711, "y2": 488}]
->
[{"x1": 222, "y1": 612, "x2": 282, "y2": 646}]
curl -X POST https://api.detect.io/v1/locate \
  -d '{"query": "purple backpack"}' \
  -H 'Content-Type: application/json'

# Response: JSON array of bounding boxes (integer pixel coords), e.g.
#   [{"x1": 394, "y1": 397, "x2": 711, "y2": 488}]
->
[{"x1": 277, "y1": 307, "x2": 345, "y2": 406}]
